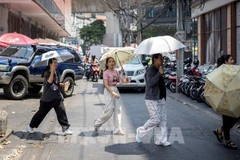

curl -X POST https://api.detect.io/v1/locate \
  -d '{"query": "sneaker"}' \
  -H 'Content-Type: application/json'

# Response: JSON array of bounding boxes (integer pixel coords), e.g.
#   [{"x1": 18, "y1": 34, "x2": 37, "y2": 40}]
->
[
  {"x1": 136, "y1": 128, "x2": 142, "y2": 143},
  {"x1": 56, "y1": 129, "x2": 73, "y2": 136},
  {"x1": 27, "y1": 125, "x2": 34, "y2": 134},
  {"x1": 94, "y1": 120, "x2": 100, "y2": 131},
  {"x1": 113, "y1": 130, "x2": 124, "y2": 135},
  {"x1": 155, "y1": 141, "x2": 171, "y2": 147}
]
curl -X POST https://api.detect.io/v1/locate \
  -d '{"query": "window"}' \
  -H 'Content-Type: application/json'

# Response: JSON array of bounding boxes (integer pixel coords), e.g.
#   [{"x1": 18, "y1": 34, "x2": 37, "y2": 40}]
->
[
  {"x1": 8, "y1": 12, "x2": 20, "y2": 33},
  {"x1": 66, "y1": 49, "x2": 82, "y2": 63},
  {"x1": 0, "y1": 46, "x2": 34, "y2": 59},
  {"x1": 204, "y1": 6, "x2": 228, "y2": 64},
  {"x1": 127, "y1": 57, "x2": 140, "y2": 64},
  {"x1": 32, "y1": 55, "x2": 42, "y2": 64}
]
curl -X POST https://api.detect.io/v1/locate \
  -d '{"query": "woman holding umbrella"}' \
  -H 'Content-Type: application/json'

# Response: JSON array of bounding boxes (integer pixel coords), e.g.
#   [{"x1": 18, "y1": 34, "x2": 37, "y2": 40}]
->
[
  {"x1": 94, "y1": 57, "x2": 124, "y2": 135},
  {"x1": 213, "y1": 54, "x2": 238, "y2": 149},
  {"x1": 27, "y1": 58, "x2": 73, "y2": 136}
]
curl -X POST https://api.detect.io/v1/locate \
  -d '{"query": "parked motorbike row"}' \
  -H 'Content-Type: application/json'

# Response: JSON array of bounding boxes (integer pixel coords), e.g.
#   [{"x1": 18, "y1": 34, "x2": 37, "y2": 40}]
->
[{"x1": 164, "y1": 58, "x2": 216, "y2": 107}]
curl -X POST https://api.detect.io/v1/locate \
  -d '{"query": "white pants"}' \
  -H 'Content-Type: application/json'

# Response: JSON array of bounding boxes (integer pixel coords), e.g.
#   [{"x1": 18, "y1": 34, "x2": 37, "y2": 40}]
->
[
  {"x1": 94, "y1": 86, "x2": 122, "y2": 131},
  {"x1": 137, "y1": 99, "x2": 168, "y2": 144}
]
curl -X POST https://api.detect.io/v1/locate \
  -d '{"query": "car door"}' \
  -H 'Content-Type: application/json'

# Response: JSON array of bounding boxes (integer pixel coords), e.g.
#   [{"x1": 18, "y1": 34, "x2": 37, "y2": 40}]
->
[
  {"x1": 29, "y1": 54, "x2": 45, "y2": 83},
  {"x1": 58, "y1": 49, "x2": 84, "y2": 80}
]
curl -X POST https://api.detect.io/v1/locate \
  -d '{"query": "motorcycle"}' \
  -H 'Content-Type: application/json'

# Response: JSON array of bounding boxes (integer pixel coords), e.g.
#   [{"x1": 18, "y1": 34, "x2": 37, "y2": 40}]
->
[
  {"x1": 84, "y1": 63, "x2": 91, "y2": 81},
  {"x1": 91, "y1": 63, "x2": 100, "y2": 82}
]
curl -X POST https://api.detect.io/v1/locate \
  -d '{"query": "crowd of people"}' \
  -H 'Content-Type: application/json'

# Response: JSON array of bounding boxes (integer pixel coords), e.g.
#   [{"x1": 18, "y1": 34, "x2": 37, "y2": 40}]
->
[{"x1": 27, "y1": 53, "x2": 239, "y2": 149}]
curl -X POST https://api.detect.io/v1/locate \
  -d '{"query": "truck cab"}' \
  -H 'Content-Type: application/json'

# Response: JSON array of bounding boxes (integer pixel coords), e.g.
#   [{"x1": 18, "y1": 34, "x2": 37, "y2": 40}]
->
[{"x1": 0, "y1": 45, "x2": 84, "y2": 100}]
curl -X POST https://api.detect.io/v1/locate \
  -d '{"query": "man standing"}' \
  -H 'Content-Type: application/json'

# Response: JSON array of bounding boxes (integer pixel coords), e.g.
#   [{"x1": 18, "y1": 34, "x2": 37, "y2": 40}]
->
[{"x1": 136, "y1": 53, "x2": 171, "y2": 146}]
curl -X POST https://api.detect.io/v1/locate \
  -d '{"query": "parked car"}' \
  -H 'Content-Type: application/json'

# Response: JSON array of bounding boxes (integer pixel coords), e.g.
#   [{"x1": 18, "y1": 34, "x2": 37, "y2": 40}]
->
[
  {"x1": 0, "y1": 45, "x2": 84, "y2": 100},
  {"x1": 116, "y1": 56, "x2": 146, "y2": 92}
]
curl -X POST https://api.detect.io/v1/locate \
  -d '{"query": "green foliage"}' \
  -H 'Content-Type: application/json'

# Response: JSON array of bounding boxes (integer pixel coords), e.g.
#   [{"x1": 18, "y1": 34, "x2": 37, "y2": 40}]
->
[
  {"x1": 142, "y1": 25, "x2": 176, "y2": 40},
  {"x1": 79, "y1": 20, "x2": 106, "y2": 46}
]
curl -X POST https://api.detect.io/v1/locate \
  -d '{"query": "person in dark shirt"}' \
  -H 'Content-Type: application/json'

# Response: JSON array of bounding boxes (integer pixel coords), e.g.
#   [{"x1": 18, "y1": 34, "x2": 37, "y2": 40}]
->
[
  {"x1": 136, "y1": 53, "x2": 171, "y2": 146},
  {"x1": 27, "y1": 58, "x2": 73, "y2": 136}
]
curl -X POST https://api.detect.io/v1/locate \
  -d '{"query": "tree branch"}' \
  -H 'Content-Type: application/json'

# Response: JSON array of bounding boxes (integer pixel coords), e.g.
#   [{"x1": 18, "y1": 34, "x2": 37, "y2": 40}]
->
[{"x1": 137, "y1": 0, "x2": 175, "y2": 32}]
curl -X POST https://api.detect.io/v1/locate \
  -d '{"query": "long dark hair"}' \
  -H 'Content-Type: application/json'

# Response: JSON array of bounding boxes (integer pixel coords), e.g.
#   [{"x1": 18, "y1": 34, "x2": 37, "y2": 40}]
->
[
  {"x1": 151, "y1": 53, "x2": 162, "y2": 64},
  {"x1": 217, "y1": 54, "x2": 231, "y2": 68},
  {"x1": 41, "y1": 58, "x2": 57, "y2": 77},
  {"x1": 105, "y1": 57, "x2": 115, "y2": 70}
]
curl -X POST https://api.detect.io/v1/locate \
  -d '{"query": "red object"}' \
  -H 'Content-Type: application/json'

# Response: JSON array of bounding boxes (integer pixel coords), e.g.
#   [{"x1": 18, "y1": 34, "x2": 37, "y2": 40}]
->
[
  {"x1": 91, "y1": 64, "x2": 100, "y2": 75},
  {"x1": 0, "y1": 32, "x2": 36, "y2": 45},
  {"x1": 191, "y1": 67, "x2": 202, "y2": 76},
  {"x1": 0, "y1": 42, "x2": 9, "y2": 48}
]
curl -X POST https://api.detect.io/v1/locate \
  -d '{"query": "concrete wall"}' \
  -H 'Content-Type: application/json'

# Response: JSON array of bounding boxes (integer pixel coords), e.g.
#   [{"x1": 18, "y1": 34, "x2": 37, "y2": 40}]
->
[{"x1": 103, "y1": 12, "x2": 122, "y2": 47}]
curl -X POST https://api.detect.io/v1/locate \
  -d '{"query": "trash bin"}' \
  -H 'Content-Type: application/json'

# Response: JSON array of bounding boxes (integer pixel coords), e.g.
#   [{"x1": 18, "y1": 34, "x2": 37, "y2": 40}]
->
[{"x1": 0, "y1": 110, "x2": 7, "y2": 137}]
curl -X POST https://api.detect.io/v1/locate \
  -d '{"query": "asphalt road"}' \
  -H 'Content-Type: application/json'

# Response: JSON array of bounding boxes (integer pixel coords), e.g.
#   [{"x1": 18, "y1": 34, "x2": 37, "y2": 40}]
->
[{"x1": 0, "y1": 79, "x2": 240, "y2": 160}]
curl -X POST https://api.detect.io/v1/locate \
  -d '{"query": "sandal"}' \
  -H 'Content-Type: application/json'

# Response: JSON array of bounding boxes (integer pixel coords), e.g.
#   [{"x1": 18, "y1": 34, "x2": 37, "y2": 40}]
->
[
  {"x1": 225, "y1": 141, "x2": 237, "y2": 149},
  {"x1": 213, "y1": 129, "x2": 223, "y2": 143}
]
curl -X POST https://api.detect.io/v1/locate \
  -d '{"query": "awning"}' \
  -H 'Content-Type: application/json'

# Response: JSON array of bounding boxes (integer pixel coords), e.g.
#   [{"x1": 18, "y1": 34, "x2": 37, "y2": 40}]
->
[{"x1": 0, "y1": 0, "x2": 70, "y2": 37}]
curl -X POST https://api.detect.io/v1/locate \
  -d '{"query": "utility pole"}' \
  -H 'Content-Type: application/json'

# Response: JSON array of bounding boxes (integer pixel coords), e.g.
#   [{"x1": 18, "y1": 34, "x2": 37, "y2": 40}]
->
[{"x1": 175, "y1": 0, "x2": 185, "y2": 93}]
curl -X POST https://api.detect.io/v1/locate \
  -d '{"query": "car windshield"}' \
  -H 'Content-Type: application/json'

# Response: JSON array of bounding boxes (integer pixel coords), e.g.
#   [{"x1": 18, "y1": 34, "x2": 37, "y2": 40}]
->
[
  {"x1": 127, "y1": 57, "x2": 140, "y2": 64},
  {"x1": 0, "y1": 46, "x2": 34, "y2": 59}
]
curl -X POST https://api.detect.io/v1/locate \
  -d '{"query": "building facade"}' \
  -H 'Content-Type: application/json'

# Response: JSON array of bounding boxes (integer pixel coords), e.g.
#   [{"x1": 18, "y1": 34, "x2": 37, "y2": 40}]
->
[
  {"x1": 0, "y1": 0, "x2": 72, "y2": 40},
  {"x1": 191, "y1": 0, "x2": 240, "y2": 65}
]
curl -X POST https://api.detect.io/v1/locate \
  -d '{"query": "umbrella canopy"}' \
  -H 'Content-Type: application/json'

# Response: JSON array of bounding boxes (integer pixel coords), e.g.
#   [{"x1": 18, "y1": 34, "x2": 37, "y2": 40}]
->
[
  {"x1": 0, "y1": 42, "x2": 9, "y2": 48},
  {"x1": 204, "y1": 64, "x2": 240, "y2": 118},
  {"x1": 99, "y1": 48, "x2": 136, "y2": 70},
  {"x1": 34, "y1": 38, "x2": 71, "y2": 47},
  {"x1": 134, "y1": 35, "x2": 185, "y2": 55},
  {"x1": 0, "y1": 32, "x2": 36, "y2": 45},
  {"x1": 33, "y1": 50, "x2": 74, "y2": 67}
]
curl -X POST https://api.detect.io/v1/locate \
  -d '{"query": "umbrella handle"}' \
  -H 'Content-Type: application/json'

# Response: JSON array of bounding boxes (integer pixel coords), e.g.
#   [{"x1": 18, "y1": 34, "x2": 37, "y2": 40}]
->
[{"x1": 116, "y1": 53, "x2": 124, "y2": 73}]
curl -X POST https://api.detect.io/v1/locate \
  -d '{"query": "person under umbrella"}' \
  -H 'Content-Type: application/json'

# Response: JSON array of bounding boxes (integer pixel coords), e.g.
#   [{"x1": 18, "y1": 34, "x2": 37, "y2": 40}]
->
[
  {"x1": 27, "y1": 58, "x2": 73, "y2": 136},
  {"x1": 136, "y1": 53, "x2": 171, "y2": 146},
  {"x1": 213, "y1": 54, "x2": 238, "y2": 149},
  {"x1": 94, "y1": 57, "x2": 124, "y2": 135}
]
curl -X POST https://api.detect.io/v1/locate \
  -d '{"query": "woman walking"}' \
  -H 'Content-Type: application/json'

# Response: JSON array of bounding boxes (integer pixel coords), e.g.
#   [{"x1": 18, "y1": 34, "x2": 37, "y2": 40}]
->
[
  {"x1": 136, "y1": 53, "x2": 171, "y2": 146},
  {"x1": 94, "y1": 57, "x2": 124, "y2": 135},
  {"x1": 27, "y1": 58, "x2": 73, "y2": 136},
  {"x1": 213, "y1": 54, "x2": 238, "y2": 149}
]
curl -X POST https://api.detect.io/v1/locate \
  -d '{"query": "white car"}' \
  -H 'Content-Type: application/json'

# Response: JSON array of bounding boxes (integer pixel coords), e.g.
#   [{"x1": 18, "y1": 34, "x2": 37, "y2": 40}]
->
[{"x1": 116, "y1": 56, "x2": 146, "y2": 91}]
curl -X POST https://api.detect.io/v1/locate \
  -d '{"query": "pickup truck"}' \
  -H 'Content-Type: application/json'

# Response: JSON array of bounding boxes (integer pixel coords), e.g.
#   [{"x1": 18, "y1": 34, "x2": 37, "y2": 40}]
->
[{"x1": 0, "y1": 45, "x2": 84, "y2": 100}]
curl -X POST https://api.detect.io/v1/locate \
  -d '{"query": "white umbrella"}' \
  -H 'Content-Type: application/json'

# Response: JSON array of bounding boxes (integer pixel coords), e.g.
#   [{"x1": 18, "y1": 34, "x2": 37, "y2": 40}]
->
[
  {"x1": 34, "y1": 50, "x2": 74, "y2": 67},
  {"x1": 134, "y1": 35, "x2": 186, "y2": 55}
]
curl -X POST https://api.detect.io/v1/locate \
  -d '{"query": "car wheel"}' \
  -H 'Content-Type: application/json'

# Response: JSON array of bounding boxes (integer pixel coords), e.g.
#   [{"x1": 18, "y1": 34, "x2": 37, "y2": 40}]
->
[
  {"x1": 3, "y1": 75, "x2": 28, "y2": 100},
  {"x1": 61, "y1": 77, "x2": 74, "y2": 98},
  {"x1": 28, "y1": 84, "x2": 42, "y2": 94}
]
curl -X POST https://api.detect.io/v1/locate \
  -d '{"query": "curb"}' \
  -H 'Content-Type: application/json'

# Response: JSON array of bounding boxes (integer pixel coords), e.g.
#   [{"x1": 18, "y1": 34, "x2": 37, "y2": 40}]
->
[
  {"x1": 0, "y1": 129, "x2": 13, "y2": 144},
  {"x1": 168, "y1": 94, "x2": 221, "y2": 121}
]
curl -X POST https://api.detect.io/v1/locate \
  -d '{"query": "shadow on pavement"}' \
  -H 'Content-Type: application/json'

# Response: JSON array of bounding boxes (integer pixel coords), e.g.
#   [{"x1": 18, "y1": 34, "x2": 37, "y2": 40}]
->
[
  {"x1": 105, "y1": 142, "x2": 158, "y2": 155},
  {"x1": 13, "y1": 131, "x2": 56, "y2": 141},
  {"x1": 79, "y1": 130, "x2": 112, "y2": 137}
]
